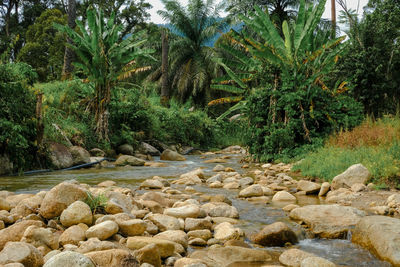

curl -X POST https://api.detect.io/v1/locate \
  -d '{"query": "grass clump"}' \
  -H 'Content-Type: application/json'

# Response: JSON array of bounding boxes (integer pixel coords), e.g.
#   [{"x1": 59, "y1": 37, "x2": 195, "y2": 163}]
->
[
  {"x1": 84, "y1": 191, "x2": 108, "y2": 214},
  {"x1": 293, "y1": 116, "x2": 400, "y2": 184}
]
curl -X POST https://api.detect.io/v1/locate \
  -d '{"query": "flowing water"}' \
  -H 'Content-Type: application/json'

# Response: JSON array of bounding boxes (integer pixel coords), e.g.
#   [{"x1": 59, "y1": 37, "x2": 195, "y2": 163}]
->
[{"x1": 0, "y1": 154, "x2": 392, "y2": 266}]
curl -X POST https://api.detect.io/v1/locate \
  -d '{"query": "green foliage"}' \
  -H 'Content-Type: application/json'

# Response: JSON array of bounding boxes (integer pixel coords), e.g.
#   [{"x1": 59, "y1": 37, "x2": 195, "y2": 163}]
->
[
  {"x1": 216, "y1": 0, "x2": 363, "y2": 161},
  {"x1": 17, "y1": 9, "x2": 67, "y2": 81},
  {"x1": 84, "y1": 191, "x2": 108, "y2": 213},
  {"x1": 0, "y1": 63, "x2": 38, "y2": 171}
]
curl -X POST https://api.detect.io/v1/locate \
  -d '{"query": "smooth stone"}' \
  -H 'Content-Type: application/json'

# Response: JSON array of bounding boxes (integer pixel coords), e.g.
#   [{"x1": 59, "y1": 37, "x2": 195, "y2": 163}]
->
[
  {"x1": 272, "y1": 191, "x2": 296, "y2": 202},
  {"x1": 297, "y1": 180, "x2": 321, "y2": 194},
  {"x1": 134, "y1": 244, "x2": 160, "y2": 267},
  {"x1": 0, "y1": 220, "x2": 44, "y2": 250},
  {"x1": 117, "y1": 219, "x2": 146, "y2": 236},
  {"x1": 160, "y1": 149, "x2": 186, "y2": 161},
  {"x1": 214, "y1": 222, "x2": 240, "y2": 242},
  {"x1": 251, "y1": 222, "x2": 298, "y2": 247},
  {"x1": 147, "y1": 214, "x2": 181, "y2": 231},
  {"x1": 59, "y1": 224, "x2": 87, "y2": 246},
  {"x1": 43, "y1": 251, "x2": 95, "y2": 267},
  {"x1": 115, "y1": 155, "x2": 145, "y2": 166},
  {"x1": 126, "y1": 236, "x2": 177, "y2": 258},
  {"x1": 86, "y1": 221, "x2": 119, "y2": 240},
  {"x1": 331, "y1": 163, "x2": 370, "y2": 190},
  {"x1": 238, "y1": 184, "x2": 263, "y2": 198},
  {"x1": 318, "y1": 182, "x2": 330, "y2": 196},
  {"x1": 300, "y1": 256, "x2": 336, "y2": 267},
  {"x1": 0, "y1": 242, "x2": 43, "y2": 267},
  {"x1": 184, "y1": 218, "x2": 212, "y2": 231},
  {"x1": 164, "y1": 204, "x2": 201, "y2": 218},
  {"x1": 60, "y1": 201, "x2": 92, "y2": 227},
  {"x1": 154, "y1": 230, "x2": 188, "y2": 249},
  {"x1": 85, "y1": 249, "x2": 137, "y2": 267},
  {"x1": 279, "y1": 249, "x2": 315, "y2": 267}
]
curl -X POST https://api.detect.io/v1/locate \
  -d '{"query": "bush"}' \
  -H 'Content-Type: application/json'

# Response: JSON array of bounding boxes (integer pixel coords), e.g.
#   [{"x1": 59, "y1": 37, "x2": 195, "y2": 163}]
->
[{"x1": 0, "y1": 63, "x2": 38, "y2": 171}]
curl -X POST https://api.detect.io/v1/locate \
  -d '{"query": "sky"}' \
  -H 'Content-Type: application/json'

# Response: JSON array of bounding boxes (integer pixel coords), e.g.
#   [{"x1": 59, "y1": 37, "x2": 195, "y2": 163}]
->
[{"x1": 147, "y1": 0, "x2": 369, "y2": 27}]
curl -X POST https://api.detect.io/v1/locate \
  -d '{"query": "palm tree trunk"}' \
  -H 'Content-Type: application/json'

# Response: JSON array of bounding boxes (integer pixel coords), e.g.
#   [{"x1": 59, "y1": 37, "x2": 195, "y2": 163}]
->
[
  {"x1": 161, "y1": 30, "x2": 169, "y2": 107},
  {"x1": 95, "y1": 83, "x2": 111, "y2": 142},
  {"x1": 331, "y1": 0, "x2": 336, "y2": 39},
  {"x1": 62, "y1": 0, "x2": 76, "y2": 80}
]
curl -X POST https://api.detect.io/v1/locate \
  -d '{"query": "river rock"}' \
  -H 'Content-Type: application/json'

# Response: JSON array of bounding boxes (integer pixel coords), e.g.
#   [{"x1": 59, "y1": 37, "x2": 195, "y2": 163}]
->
[
  {"x1": 47, "y1": 143, "x2": 73, "y2": 169},
  {"x1": 201, "y1": 202, "x2": 239, "y2": 218},
  {"x1": 147, "y1": 214, "x2": 181, "y2": 231},
  {"x1": 251, "y1": 222, "x2": 298, "y2": 246},
  {"x1": 127, "y1": 236, "x2": 177, "y2": 257},
  {"x1": 134, "y1": 244, "x2": 160, "y2": 267},
  {"x1": 140, "y1": 179, "x2": 164, "y2": 189},
  {"x1": 0, "y1": 220, "x2": 44, "y2": 250},
  {"x1": 115, "y1": 155, "x2": 145, "y2": 166},
  {"x1": 300, "y1": 256, "x2": 336, "y2": 267},
  {"x1": 279, "y1": 249, "x2": 315, "y2": 267},
  {"x1": 185, "y1": 218, "x2": 212, "y2": 231},
  {"x1": 86, "y1": 221, "x2": 119, "y2": 240},
  {"x1": 352, "y1": 215, "x2": 400, "y2": 266},
  {"x1": 11, "y1": 194, "x2": 43, "y2": 217},
  {"x1": 187, "y1": 230, "x2": 212, "y2": 241},
  {"x1": 331, "y1": 164, "x2": 370, "y2": 190},
  {"x1": 214, "y1": 222, "x2": 240, "y2": 241},
  {"x1": 206, "y1": 174, "x2": 223, "y2": 184},
  {"x1": 138, "y1": 142, "x2": 161, "y2": 156},
  {"x1": 40, "y1": 181, "x2": 87, "y2": 219},
  {"x1": 318, "y1": 182, "x2": 330, "y2": 196},
  {"x1": 118, "y1": 144, "x2": 134, "y2": 155},
  {"x1": 272, "y1": 191, "x2": 296, "y2": 202},
  {"x1": 213, "y1": 165, "x2": 225, "y2": 172},
  {"x1": 351, "y1": 183, "x2": 367, "y2": 192},
  {"x1": 289, "y1": 204, "x2": 365, "y2": 238},
  {"x1": 60, "y1": 201, "x2": 92, "y2": 227},
  {"x1": 160, "y1": 149, "x2": 186, "y2": 161},
  {"x1": 174, "y1": 258, "x2": 207, "y2": 267},
  {"x1": 43, "y1": 251, "x2": 95, "y2": 267},
  {"x1": 69, "y1": 146, "x2": 91, "y2": 165},
  {"x1": 104, "y1": 191, "x2": 136, "y2": 214},
  {"x1": 154, "y1": 230, "x2": 188, "y2": 248},
  {"x1": 164, "y1": 204, "x2": 200, "y2": 218},
  {"x1": 238, "y1": 184, "x2": 263, "y2": 198},
  {"x1": 21, "y1": 226, "x2": 59, "y2": 254},
  {"x1": 89, "y1": 148, "x2": 105, "y2": 157},
  {"x1": 0, "y1": 198, "x2": 11, "y2": 211},
  {"x1": 223, "y1": 182, "x2": 240, "y2": 189},
  {"x1": 85, "y1": 249, "x2": 137, "y2": 267},
  {"x1": 117, "y1": 219, "x2": 146, "y2": 236},
  {"x1": 297, "y1": 180, "x2": 321, "y2": 194},
  {"x1": 238, "y1": 177, "x2": 254, "y2": 187},
  {"x1": 0, "y1": 242, "x2": 43, "y2": 267},
  {"x1": 76, "y1": 238, "x2": 117, "y2": 254},
  {"x1": 282, "y1": 204, "x2": 300, "y2": 212},
  {"x1": 59, "y1": 224, "x2": 87, "y2": 246}
]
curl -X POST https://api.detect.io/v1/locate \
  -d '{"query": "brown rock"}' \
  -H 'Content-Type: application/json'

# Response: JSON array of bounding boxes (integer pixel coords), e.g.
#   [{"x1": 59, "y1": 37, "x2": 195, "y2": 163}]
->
[
  {"x1": 85, "y1": 249, "x2": 138, "y2": 267},
  {"x1": 0, "y1": 242, "x2": 43, "y2": 267},
  {"x1": 0, "y1": 220, "x2": 44, "y2": 250},
  {"x1": 134, "y1": 244, "x2": 161, "y2": 267},
  {"x1": 251, "y1": 222, "x2": 298, "y2": 246},
  {"x1": 59, "y1": 224, "x2": 88, "y2": 246}
]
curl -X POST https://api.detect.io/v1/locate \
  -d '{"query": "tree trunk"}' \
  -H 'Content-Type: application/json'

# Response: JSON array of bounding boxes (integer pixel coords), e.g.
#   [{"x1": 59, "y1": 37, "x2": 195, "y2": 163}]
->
[
  {"x1": 161, "y1": 30, "x2": 169, "y2": 107},
  {"x1": 94, "y1": 84, "x2": 111, "y2": 141},
  {"x1": 331, "y1": 0, "x2": 336, "y2": 39},
  {"x1": 61, "y1": 0, "x2": 76, "y2": 80},
  {"x1": 36, "y1": 93, "x2": 44, "y2": 148}
]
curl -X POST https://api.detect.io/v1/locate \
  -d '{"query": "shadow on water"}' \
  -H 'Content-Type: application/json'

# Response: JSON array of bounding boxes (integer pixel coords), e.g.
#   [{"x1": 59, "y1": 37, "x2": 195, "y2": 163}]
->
[{"x1": 0, "y1": 153, "x2": 392, "y2": 266}]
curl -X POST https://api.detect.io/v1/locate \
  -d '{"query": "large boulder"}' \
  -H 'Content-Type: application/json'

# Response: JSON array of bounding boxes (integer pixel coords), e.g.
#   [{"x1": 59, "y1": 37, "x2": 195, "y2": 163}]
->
[
  {"x1": 138, "y1": 142, "x2": 161, "y2": 156},
  {"x1": 47, "y1": 143, "x2": 73, "y2": 169},
  {"x1": 331, "y1": 164, "x2": 370, "y2": 190},
  {"x1": 60, "y1": 201, "x2": 92, "y2": 227},
  {"x1": 238, "y1": 184, "x2": 264, "y2": 198},
  {"x1": 43, "y1": 251, "x2": 95, "y2": 267},
  {"x1": 69, "y1": 146, "x2": 91, "y2": 165},
  {"x1": 279, "y1": 249, "x2": 316, "y2": 267},
  {"x1": 289, "y1": 204, "x2": 365, "y2": 238},
  {"x1": 352, "y1": 216, "x2": 400, "y2": 266},
  {"x1": 0, "y1": 242, "x2": 43, "y2": 267},
  {"x1": 114, "y1": 155, "x2": 145, "y2": 166},
  {"x1": 160, "y1": 149, "x2": 186, "y2": 161},
  {"x1": 297, "y1": 180, "x2": 321, "y2": 195},
  {"x1": 39, "y1": 181, "x2": 87, "y2": 219},
  {"x1": 0, "y1": 220, "x2": 44, "y2": 250},
  {"x1": 85, "y1": 249, "x2": 137, "y2": 267},
  {"x1": 21, "y1": 226, "x2": 59, "y2": 254},
  {"x1": 117, "y1": 144, "x2": 134, "y2": 155},
  {"x1": 147, "y1": 214, "x2": 181, "y2": 231},
  {"x1": 251, "y1": 222, "x2": 298, "y2": 247}
]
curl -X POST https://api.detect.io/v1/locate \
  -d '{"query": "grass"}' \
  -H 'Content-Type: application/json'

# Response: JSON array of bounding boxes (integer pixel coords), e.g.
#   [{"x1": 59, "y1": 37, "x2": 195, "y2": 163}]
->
[
  {"x1": 293, "y1": 115, "x2": 400, "y2": 184},
  {"x1": 84, "y1": 191, "x2": 108, "y2": 214}
]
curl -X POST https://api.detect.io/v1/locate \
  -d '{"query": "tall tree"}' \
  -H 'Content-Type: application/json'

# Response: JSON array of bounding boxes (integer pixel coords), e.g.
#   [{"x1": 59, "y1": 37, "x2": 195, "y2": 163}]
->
[
  {"x1": 54, "y1": 7, "x2": 154, "y2": 140},
  {"x1": 157, "y1": 0, "x2": 227, "y2": 105},
  {"x1": 61, "y1": 0, "x2": 76, "y2": 79},
  {"x1": 161, "y1": 29, "x2": 169, "y2": 106}
]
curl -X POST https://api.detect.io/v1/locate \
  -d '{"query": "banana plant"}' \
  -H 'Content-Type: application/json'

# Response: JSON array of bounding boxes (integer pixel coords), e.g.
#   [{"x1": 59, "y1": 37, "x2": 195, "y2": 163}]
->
[
  {"x1": 54, "y1": 6, "x2": 154, "y2": 141},
  {"x1": 211, "y1": 0, "x2": 347, "y2": 133}
]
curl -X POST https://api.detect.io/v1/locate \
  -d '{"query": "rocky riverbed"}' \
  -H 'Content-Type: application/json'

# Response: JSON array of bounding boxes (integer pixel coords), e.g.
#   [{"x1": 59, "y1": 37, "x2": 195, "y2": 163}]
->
[{"x1": 0, "y1": 146, "x2": 399, "y2": 267}]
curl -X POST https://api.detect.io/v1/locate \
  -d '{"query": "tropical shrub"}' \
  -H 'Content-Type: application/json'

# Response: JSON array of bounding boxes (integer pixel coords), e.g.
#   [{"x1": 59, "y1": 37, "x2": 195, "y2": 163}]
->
[{"x1": 0, "y1": 63, "x2": 38, "y2": 171}]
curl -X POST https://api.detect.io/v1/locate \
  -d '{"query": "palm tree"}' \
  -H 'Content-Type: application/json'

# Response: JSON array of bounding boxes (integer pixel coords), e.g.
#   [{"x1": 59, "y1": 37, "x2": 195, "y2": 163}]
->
[
  {"x1": 157, "y1": 0, "x2": 228, "y2": 105},
  {"x1": 55, "y1": 6, "x2": 154, "y2": 140}
]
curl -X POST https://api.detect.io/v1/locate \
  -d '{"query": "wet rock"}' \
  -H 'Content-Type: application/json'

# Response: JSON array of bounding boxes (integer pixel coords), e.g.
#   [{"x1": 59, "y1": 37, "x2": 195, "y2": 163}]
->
[
  {"x1": 39, "y1": 181, "x2": 87, "y2": 219},
  {"x1": 85, "y1": 249, "x2": 137, "y2": 267},
  {"x1": 127, "y1": 236, "x2": 177, "y2": 257},
  {"x1": 134, "y1": 244, "x2": 160, "y2": 267},
  {"x1": 43, "y1": 251, "x2": 95, "y2": 267},
  {"x1": 238, "y1": 177, "x2": 254, "y2": 187},
  {"x1": 289, "y1": 204, "x2": 365, "y2": 239},
  {"x1": 160, "y1": 149, "x2": 186, "y2": 161},
  {"x1": 69, "y1": 146, "x2": 91, "y2": 165},
  {"x1": 184, "y1": 218, "x2": 212, "y2": 231},
  {"x1": 187, "y1": 230, "x2": 212, "y2": 241},
  {"x1": 21, "y1": 226, "x2": 59, "y2": 254},
  {"x1": 140, "y1": 179, "x2": 164, "y2": 189},
  {"x1": 174, "y1": 258, "x2": 207, "y2": 267},
  {"x1": 47, "y1": 143, "x2": 73, "y2": 169},
  {"x1": 164, "y1": 204, "x2": 200, "y2": 218},
  {"x1": 154, "y1": 230, "x2": 188, "y2": 248},
  {"x1": 238, "y1": 184, "x2": 263, "y2": 198},
  {"x1": 318, "y1": 182, "x2": 330, "y2": 197},
  {"x1": 206, "y1": 174, "x2": 223, "y2": 184},
  {"x1": 282, "y1": 204, "x2": 300, "y2": 212},
  {"x1": 300, "y1": 256, "x2": 336, "y2": 267},
  {"x1": 279, "y1": 249, "x2": 315, "y2": 267},
  {"x1": 0, "y1": 242, "x2": 43, "y2": 267},
  {"x1": 214, "y1": 222, "x2": 240, "y2": 242},
  {"x1": 223, "y1": 182, "x2": 240, "y2": 189},
  {"x1": 213, "y1": 165, "x2": 225, "y2": 172},
  {"x1": 138, "y1": 142, "x2": 161, "y2": 156},
  {"x1": 251, "y1": 222, "x2": 298, "y2": 247},
  {"x1": 297, "y1": 180, "x2": 321, "y2": 195},
  {"x1": 115, "y1": 155, "x2": 145, "y2": 166},
  {"x1": 201, "y1": 203, "x2": 239, "y2": 218},
  {"x1": 188, "y1": 238, "x2": 207, "y2": 246},
  {"x1": 147, "y1": 214, "x2": 181, "y2": 231},
  {"x1": 224, "y1": 239, "x2": 251, "y2": 248},
  {"x1": 86, "y1": 220, "x2": 119, "y2": 240},
  {"x1": 0, "y1": 220, "x2": 44, "y2": 250},
  {"x1": 272, "y1": 191, "x2": 296, "y2": 202},
  {"x1": 59, "y1": 224, "x2": 88, "y2": 246},
  {"x1": 118, "y1": 144, "x2": 134, "y2": 155},
  {"x1": 352, "y1": 215, "x2": 400, "y2": 266},
  {"x1": 331, "y1": 164, "x2": 370, "y2": 190},
  {"x1": 209, "y1": 182, "x2": 223, "y2": 188},
  {"x1": 60, "y1": 201, "x2": 92, "y2": 227},
  {"x1": 117, "y1": 219, "x2": 146, "y2": 236},
  {"x1": 89, "y1": 148, "x2": 105, "y2": 157}
]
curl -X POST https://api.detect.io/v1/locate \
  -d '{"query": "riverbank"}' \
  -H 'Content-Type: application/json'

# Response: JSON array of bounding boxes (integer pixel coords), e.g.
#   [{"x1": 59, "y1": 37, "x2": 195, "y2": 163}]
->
[{"x1": 0, "y1": 147, "x2": 398, "y2": 266}]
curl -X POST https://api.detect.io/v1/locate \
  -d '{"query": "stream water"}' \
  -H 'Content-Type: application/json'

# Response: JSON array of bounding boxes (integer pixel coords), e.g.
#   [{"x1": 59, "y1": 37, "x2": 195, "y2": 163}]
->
[{"x1": 0, "y1": 154, "x2": 392, "y2": 266}]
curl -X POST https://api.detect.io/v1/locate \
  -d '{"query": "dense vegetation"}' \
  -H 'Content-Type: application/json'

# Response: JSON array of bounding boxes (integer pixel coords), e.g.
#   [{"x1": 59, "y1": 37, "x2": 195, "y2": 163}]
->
[{"x1": 0, "y1": 0, "x2": 399, "y2": 182}]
